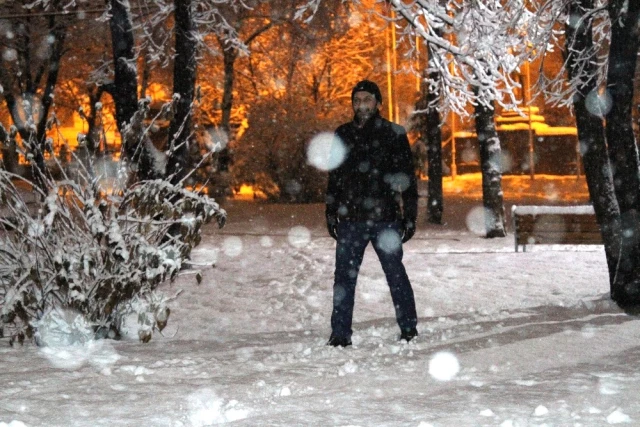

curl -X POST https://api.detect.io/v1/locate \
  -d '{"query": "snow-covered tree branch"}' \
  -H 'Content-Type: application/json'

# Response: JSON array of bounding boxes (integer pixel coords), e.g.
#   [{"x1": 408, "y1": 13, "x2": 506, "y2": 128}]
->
[{"x1": 388, "y1": 0, "x2": 540, "y2": 116}]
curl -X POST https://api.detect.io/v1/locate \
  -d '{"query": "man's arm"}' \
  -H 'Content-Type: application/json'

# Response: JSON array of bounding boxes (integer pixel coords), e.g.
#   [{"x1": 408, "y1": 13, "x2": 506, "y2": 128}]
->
[
  {"x1": 326, "y1": 168, "x2": 339, "y2": 215},
  {"x1": 397, "y1": 131, "x2": 418, "y2": 242},
  {"x1": 325, "y1": 133, "x2": 343, "y2": 240}
]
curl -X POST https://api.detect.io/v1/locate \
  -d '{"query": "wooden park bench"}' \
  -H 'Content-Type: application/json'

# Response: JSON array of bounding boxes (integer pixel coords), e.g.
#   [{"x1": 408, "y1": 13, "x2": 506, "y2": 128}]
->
[{"x1": 512, "y1": 205, "x2": 603, "y2": 252}]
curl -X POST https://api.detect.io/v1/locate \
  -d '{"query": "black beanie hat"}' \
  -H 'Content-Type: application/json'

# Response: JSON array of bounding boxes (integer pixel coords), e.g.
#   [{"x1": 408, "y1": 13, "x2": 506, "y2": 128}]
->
[{"x1": 351, "y1": 80, "x2": 382, "y2": 104}]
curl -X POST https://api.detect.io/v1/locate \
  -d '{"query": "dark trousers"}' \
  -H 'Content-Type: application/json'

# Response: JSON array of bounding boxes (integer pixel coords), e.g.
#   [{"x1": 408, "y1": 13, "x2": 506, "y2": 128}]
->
[{"x1": 331, "y1": 221, "x2": 417, "y2": 339}]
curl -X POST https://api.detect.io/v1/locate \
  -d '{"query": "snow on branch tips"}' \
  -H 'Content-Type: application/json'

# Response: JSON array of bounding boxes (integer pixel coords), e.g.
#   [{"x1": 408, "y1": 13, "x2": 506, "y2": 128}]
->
[
  {"x1": 389, "y1": 0, "x2": 544, "y2": 116},
  {"x1": 531, "y1": 0, "x2": 611, "y2": 109},
  {"x1": 0, "y1": 162, "x2": 226, "y2": 346}
]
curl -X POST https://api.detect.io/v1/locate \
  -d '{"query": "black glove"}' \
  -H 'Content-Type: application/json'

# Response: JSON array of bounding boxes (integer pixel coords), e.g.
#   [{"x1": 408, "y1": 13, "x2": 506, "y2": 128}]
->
[
  {"x1": 327, "y1": 216, "x2": 338, "y2": 240},
  {"x1": 402, "y1": 218, "x2": 416, "y2": 243}
]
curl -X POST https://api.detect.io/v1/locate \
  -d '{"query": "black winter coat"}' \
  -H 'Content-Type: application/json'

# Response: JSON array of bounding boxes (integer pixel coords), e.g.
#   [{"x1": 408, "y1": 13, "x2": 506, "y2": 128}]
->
[{"x1": 326, "y1": 112, "x2": 418, "y2": 224}]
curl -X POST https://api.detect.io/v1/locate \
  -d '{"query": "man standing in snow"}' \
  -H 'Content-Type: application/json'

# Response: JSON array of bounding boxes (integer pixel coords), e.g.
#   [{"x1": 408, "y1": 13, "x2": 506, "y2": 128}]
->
[{"x1": 325, "y1": 80, "x2": 418, "y2": 347}]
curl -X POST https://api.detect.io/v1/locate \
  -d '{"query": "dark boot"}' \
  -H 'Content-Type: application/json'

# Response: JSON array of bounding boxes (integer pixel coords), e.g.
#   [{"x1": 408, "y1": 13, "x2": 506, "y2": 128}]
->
[
  {"x1": 400, "y1": 327, "x2": 418, "y2": 342},
  {"x1": 327, "y1": 335, "x2": 352, "y2": 347}
]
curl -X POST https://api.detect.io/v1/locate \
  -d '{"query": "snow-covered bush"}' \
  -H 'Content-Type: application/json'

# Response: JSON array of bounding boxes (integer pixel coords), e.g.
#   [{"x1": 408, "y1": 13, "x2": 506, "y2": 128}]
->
[{"x1": 0, "y1": 163, "x2": 226, "y2": 345}]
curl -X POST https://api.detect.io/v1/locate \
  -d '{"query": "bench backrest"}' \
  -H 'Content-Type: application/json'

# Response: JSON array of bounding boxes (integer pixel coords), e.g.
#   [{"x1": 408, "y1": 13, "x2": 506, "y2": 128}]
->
[{"x1": 512, "y1": 205, "x2": 602, "y2": 250}]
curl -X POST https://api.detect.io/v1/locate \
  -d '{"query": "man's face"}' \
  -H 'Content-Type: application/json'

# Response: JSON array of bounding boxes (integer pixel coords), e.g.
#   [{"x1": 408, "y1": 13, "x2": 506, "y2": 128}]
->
[{"x1": 352, "y1": 91, "x2": 379, "y2": 124}]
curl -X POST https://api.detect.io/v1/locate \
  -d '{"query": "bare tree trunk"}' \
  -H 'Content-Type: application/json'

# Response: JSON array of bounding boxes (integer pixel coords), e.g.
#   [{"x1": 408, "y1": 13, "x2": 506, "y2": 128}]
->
[
  {"x1": 107, "y1": 0, "x2": 139, "y2": 161},
  {"x1": 474, "y1": 97, "x2": 506, "y2": 238},
  {"x1": 605, "y1": 0, "x2": 640, "y2": 305},
  {"x1": 140, "y1": 49, "x2": 151, "y2": 100},
  {"x1": 215, "y1": 22, "x2": 274, "y2": 179},
  {"x1": 167, "y1": 0, "x2": 197, "y2": 184},
  {"x1": 414, "y1": 70, "x2": 444, "y2": 224},
  {"x1": 565, "y1": 0, "x2": 621, "y2": 290},
  {"x1": 216, "y1": 44, "x2": 237, "y2": 174},
  {"x1": 220, "y1": 46, "x2": 236, "y2": 137},
  {"x1": 84, "y1": 86, "x2": 107, "y2": 155},
  {"x1": 35, "y1": 14, "x2": 66, "y2": 149},
  {"x1": 424, "y1": 52, "x2": 443, "y2": 224}
]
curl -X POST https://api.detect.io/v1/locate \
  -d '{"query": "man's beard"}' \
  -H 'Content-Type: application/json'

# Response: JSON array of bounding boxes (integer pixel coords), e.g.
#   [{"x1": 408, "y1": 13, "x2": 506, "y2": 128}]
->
[{"x1": 355, "y1": 108, "x2": 375, "y2": 125}]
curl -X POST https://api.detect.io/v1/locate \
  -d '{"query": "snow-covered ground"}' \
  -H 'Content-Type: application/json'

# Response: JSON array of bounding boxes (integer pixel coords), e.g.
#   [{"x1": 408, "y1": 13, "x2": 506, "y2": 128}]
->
[{"x1": 2, "y1": 175, "x2": 639, "y2": 427}]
